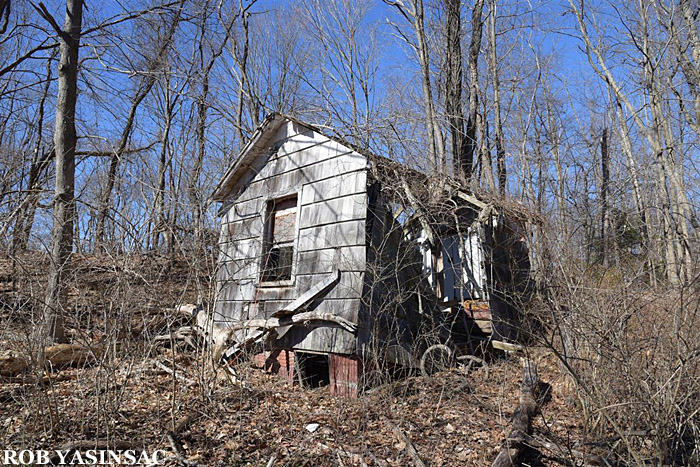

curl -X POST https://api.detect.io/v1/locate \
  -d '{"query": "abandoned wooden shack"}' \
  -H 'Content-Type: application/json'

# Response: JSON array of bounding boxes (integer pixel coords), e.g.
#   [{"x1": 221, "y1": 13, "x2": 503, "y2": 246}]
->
[{"x1": 211, "y1": 113, "x2": 531, "y2": 396}]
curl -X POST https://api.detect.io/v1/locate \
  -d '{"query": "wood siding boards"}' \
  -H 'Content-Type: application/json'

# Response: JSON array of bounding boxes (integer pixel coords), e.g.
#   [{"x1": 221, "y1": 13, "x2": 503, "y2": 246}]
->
[
  {"x1": 297, "y1": 220, "x2": 365, "y2": 251},
  {"x1": 275, "y1": 325, "x2": 356, "y2": 355},
  {"x1": 215, "y1": 117, "x2": 370, "y2": 355},
  {"x1": 300, "y1": 170, "x2": 367, "y2": 205},
  {"x1": 234, "y1": 153, "x2": 366, "y2": 206},
  {"x1": 295, "y1": 246, "x2": 365, "y2": 274},
  {"x1": 299, "y1": 193, "x2": 366, "y2": 228}
]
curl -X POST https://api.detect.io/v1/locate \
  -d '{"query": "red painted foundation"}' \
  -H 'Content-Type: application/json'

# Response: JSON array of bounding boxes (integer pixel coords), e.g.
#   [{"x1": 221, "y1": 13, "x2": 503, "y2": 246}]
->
[
  {"x1": 253, "y1": 348, "x2": 295, "y2": 384},
  {"x1": 330, "y1": 354, "x2": 363, "y2": 398},
  {"x1": 253, "y1": 350, "x2": 362, "y2": 396}
]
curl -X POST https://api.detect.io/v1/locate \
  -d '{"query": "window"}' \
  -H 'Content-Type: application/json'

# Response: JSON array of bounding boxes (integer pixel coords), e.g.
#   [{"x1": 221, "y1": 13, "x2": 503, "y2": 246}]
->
[{"x1": 261, "y1": 195, "x2": 298, "y2": 282}]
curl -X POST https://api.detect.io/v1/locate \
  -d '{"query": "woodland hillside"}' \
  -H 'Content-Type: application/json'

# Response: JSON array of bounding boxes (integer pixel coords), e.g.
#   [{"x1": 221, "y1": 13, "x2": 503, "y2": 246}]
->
[{"x1": 1, "y1": 0, "x2": 699, "y2": 465}]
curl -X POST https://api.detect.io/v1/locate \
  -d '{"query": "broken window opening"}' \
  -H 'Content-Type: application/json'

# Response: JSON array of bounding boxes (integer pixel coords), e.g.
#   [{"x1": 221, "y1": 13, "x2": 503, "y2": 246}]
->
[{"x1": 261, "y1": 195, "x2": 298, "y2": 283}]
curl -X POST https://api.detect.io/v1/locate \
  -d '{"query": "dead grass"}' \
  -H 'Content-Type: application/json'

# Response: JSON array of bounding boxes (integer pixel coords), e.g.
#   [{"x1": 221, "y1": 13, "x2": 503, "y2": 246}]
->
[{"x1": 0, "y1": 253, "x2": 590, "y2": 466}]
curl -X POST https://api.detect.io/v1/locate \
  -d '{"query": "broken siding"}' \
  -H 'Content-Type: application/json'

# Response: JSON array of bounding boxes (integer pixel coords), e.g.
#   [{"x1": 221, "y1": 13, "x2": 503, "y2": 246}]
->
[{"x1": 215, "y1": 122, "x2": 369, "y2": 354}]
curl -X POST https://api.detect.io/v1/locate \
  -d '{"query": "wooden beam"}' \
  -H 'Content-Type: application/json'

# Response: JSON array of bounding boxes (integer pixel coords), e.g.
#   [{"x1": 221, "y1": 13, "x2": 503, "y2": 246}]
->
[
  {"x1": 273, "y1": 270, "x2": 341, "y2": 317},
  {"x1": 229, "y1": 310, "x2": 357, "y2": 334}
]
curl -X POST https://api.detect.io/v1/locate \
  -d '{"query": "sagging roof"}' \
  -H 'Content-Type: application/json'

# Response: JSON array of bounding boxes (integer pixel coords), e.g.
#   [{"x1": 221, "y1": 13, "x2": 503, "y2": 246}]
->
[
  {"x1": 211, "y1": 112, "x2": 433, "y2": 203},
  {"x1": 210, "y1": 112, "x2": 535, "y2": 223}
]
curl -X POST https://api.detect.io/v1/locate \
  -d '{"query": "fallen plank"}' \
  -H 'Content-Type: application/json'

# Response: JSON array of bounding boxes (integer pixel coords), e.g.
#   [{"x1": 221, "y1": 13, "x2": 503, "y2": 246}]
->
[{"x1": 272, "y1": 270, "x2": 341, "y2": 317}]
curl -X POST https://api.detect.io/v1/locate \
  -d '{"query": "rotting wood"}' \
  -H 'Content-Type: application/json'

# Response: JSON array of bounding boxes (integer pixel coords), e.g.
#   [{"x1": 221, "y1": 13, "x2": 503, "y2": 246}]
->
[
  {"x1": 382, "y1": 415, "x2": 426, "y2": 467},
  {"x1": 44, "y1": 343, "x2": 102, "y2": 370},
  {"x1": 273, "y1": 269, "x2": 341, "y2": 316},
  {"x1": 492, "y1": 360, "x2": 538, "y2": 467},
  {"x1": 1, "y1": 344, "x2": 101, "y2": 377},
  {"x1": 0, "y1": 350, "x2": 28, "y2": 376}
]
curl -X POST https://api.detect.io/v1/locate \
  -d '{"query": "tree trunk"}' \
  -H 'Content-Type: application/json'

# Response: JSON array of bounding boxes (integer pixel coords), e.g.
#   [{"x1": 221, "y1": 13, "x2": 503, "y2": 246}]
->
[
  {"x1": 413, "y1": 0, "x2": 445, "y2": 173},
  {"x1": 488, "y1": 0, "x2": 506, "y2": 195},
  {"x1": 600, "y1": 128, "x2": 610, "y2": 267},
  {"x1": 45, "y1": 0, "x2": 84, "y2": 343},
  {"x1": 444, "y1": 0, "x2": 467, "y2": 178},
  {"x1": 153, "y1": 87, "x2": 175, "y2": 251},
  {"x1": 462, "y1": 0, "x2": 484, "y2": 184}
]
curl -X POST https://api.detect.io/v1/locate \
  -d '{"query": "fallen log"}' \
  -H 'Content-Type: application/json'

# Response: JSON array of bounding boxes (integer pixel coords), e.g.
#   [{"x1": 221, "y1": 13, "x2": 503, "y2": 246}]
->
[
  {"x1": 0, "y1": 350, "x2": 28, "y2": 376},
  {"x1": 492, "y1": 360, "x2": 538, "y2": 467},
  {"x1": 45, "y1": 343, "x2": 102, "y2": 370},
  {"x1": 1, "y1": 344, "x2": 102, "y2": 377}
]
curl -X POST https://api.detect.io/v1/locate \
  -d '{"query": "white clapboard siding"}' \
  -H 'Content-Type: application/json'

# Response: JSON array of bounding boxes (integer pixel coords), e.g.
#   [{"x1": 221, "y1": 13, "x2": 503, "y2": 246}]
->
[
  {"x1": 295, "y1": 246, "x2": 365, "y2": 275},
  {"x1": 219, "y1": 238, "x2": 263, "y2": 262},
  {"x1": 222, "y1": 215, "x2": 263, "y2": 242},
  {"x1": 218, "y1": 259, "x2": 259, "y2": 282},
  {"x1": 299, "y1": 193, "x2": 366, "y2": 229},
  {"x1": 224, "y1": 197, "x2": 264, "y2": 223},
  {"x1": 258, "y1": 139, "x2": 351, "y2": 175},
  {"x1": 297, "y1": 220, "x2": 365, "y2": 251},
  {"x1": 275, "y1": 323, "x2": 357, "y2": 354},
  {"x1": 235, "y1": 155, "x2": 366, "y2": 205},
  {"x1": 218, "y1": 280, "x2": 257, "y2": 302},
  {"x1": 295, "y1": 271, "x2": 364, "y2": 301},
  {"x1": 300, "y1": 170, "x2": 367, "y2": 205}
]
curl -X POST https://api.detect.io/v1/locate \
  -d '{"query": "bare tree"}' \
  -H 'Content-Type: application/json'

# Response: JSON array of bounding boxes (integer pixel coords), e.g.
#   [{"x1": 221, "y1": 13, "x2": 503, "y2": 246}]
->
[
  {"x1": 39, "y1": 0, "x2": 84, "y2": 342},
  {"x1": 462, "y1": 0, "x2": 484, "y2": 184},
  {"x1": 385, "y1": 0, "x2": 445, "y2": 172},
  {"x1": 444, "y1": 0, "x2": 467, "y2": 179},
  {"x1": 487, "y1": 0, "x2": 506, "y2": 195},
  {"x1": 94, "y1": 5, "x2": 182, "y2": 250}
]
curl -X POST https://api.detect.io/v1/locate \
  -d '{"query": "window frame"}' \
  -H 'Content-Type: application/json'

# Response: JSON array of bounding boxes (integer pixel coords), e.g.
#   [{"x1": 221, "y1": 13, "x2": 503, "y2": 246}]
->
[{"x1": 259, "y1": 192, "x2": 300, "y2": 287}]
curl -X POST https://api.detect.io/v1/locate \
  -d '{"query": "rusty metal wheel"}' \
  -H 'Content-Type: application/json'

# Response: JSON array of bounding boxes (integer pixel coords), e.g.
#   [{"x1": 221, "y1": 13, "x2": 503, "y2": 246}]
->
[{"x1": 420, "y1": 344, "x2": 455, "y2": 378}]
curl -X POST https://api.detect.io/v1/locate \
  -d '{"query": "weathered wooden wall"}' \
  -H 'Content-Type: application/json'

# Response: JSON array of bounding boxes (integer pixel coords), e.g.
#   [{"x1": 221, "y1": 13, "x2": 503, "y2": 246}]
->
[{"x1": 215, "y1": 120, "x2": 368, "y2": 354}]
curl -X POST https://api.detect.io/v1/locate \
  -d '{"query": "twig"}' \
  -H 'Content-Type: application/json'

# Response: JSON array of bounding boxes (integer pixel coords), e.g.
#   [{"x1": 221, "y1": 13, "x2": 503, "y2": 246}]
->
[
  {"x1": 165, "y1": 431, "x2": 199, "y2": 466},
  {"x1": 152, "y1": 360, "x2": 194, "y2": 385},
  {"x1": 381, "y1": 416, "x2": 425, "y2": 467}
]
